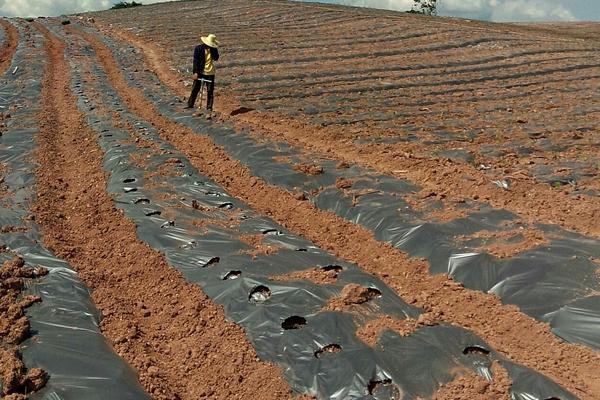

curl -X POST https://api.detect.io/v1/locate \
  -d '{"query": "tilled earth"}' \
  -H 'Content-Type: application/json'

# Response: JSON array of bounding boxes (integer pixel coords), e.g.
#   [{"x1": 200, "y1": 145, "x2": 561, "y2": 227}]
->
[
  {"x1": 95, "y1": 0, "x2": 600, "y2": 239},
  {"x1": 1, "y1": 1, "x2": 600, "y2": 399}
]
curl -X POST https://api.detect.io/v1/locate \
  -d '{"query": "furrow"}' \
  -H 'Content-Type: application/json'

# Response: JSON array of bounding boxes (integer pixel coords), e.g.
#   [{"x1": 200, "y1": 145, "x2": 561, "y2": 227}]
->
[
  {"x1": 227, "y1": 52, "x2": 596, "y2": 89},
  {"x1": 218, "y1": 37, "x2": 531, "y2": 69},
  {"x1": 0, "y1": 19, "x2": 19, "y2": 76},
  {"x1": 0, "y1": 20, "x2": 149, "y2": 400},
  {"x1": 58, "y1": 22, "x2": 586, "y2": 400},
  {"x1": 240, "y1": 63, "x2": 600, "y2": 102},
  {"x1": 84, "y1": 22, "x2": 600, "y2": 354},
  {"x1": 87, "y1": 0, "x2": 600, "y2": 221},
  {"x1": 69, "y1": 22, "x2": 600, "y2": 399},
  {"x1": 31, "y1": 21, "x2": 302, "y2": 400}
]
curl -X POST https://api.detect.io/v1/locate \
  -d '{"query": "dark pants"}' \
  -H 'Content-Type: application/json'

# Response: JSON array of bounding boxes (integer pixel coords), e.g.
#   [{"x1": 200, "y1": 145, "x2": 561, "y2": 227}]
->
[{"x1": 187, "y1": 74, "x2": 215, "y2": 110}]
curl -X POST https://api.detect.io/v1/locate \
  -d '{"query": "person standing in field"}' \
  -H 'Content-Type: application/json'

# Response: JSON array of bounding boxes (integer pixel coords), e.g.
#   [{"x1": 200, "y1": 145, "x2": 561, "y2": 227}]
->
[{"x1": 186, "y1": 33, "x2": 219, "y2": 119}]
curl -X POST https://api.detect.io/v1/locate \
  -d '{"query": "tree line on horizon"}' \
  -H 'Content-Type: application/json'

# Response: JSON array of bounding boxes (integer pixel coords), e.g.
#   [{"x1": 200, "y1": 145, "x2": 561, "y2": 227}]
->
[
  {"x1": 410, "y1": 0, "x2": 439, "y2": 15},
  {"x1": 111, "y1": 1, "x2": 142, "y2": 9}
]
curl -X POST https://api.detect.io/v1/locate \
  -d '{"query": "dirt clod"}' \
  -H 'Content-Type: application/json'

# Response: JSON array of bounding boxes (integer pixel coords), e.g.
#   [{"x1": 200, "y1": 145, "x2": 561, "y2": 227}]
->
[
  {"x1": 293, "y1": 164, "x2": 324, "y2": 175},
  {"x1": 270, "y1": 266, "x2": 340, "y2": 285},
  {"x1": 325, "y1": 284, "x2": 382, "y2": 311},
  {"x1": 0, "y1": 256, "x2": 49, "y2": 397}
]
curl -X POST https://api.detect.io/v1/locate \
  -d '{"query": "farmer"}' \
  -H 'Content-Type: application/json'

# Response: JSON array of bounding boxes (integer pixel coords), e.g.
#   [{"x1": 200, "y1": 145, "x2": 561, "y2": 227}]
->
[{"x1": 186, "y1": 33, "x2": 220, "y2": 119}]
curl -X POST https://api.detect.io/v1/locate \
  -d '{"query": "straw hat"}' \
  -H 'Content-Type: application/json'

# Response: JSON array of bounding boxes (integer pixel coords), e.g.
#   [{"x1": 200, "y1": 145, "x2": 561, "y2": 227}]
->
[{"x1": 201, "y1": 34, "x2": 219, "y2": 48}]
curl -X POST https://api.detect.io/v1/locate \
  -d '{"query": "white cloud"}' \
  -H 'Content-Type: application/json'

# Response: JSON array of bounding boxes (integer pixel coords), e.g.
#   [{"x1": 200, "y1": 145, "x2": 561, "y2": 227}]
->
[
  {"x1": 441, "y1": 0, "x2": 576, "y2": 21},
  {"x1": 302, "y1": 0, "x2": 413, "y2": 11},
  {"x1": 488, "y1": 0, "x2": 576, "y2": 21},
  {"x1": 441, "y1": 0, "x2": 487, "y2": 13},
  {"x1": 304, "y1": 0, "x2": 580, "y2": 21},
  {"x1": 353, "y1": 0, "x2": 413, "y2": 10},
  {"x1": 0, "y1": 0, "x2": 169, "y2": 17}
]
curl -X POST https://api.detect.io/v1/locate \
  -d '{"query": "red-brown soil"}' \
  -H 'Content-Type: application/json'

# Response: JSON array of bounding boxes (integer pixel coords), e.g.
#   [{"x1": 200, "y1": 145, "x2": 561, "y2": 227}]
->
[
  {"x1": 91, "y1": 0, "x2": 600, "y2": 240},
  {"x1": 0, "y1": 258, "x2": 45, "y2": 346},
  {"x1": 0, "y1": 257, "x2": 48, "y2": 400},
  {"x1": 293, "y1": 164, "x2": 324, "y2": 175},
  {"x1": 325, "y1": 283, "x2": 383, "y2": 311},
  {"x1": 31, "y1": 22, "x2": 303, "y2": 400},
  {"x1": 455, "y1": 227, "x2": 548, "y2": 258},
  {"x1": 428, "y1": 361, "x2": 512, "y2": 400},
  {"x1": 238, "y1": 233, "x2": 280, "y2": 258},
  {"x1": 0, "y1": 19, "x2": 19, "y2": 75},
  {"x1": 0, "y1": 114, "x2": 8, "y2": 136},
  {"x1": 0, "y1": 20, "x2": 47, "y2": 396},
  {"x1": 520, "y1": 22, "x2": 600, "y2": 42},
  {"x1": 356, "y1": 314, "x2": 440, "y2": 347},
  {"x1": 69, "y1": 18, "x2": 600, "y2": 399},
  {"x1": 269, "y1": 267, "x2": 340, "y2": 285}
]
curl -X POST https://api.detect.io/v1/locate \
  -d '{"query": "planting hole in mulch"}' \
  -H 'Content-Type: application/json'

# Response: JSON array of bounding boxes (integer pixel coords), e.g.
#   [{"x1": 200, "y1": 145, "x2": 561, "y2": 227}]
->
[
  {"x1": 367, "y1": 378, "x2": 396, "y2": 395},
  {"x1": 133, "y1": 197, "x2": 150, "y2": 204},
  {"x1": 124, "y1": 187, "x2": 138, "y2": 193},
  {"x1": 200, "y1": 256, "x2": 220, "y2": 268},
  {"x1": 218, "y1": 202, "x2": 234, "y2": 210},
  {"x1": 222, "y1": 270, "x2": 241, "y2": 280},
  {"x1": 366, "y1": 287, "x2": 382, "y2": 299},
  {"x1": 144, "y1": 210, "x2": 161, "y2": 216},
  {"x1": 161, "y1": 220, "x2": 175, "y2": 228},
  {"x1": 249, "y1": 285, "x2": 271, "y2": 303},
  {"x1": 262, "y1": 228, "x2": 283, "y2": 236},
  {"x1": 281, "y1": 316, "x2": 307, "y2": 330},
  {"x1": 463, "y1": 345, "x2": 491, "y2": 356},
  {"x1": 314, "y1": 344, "x2": 342, "y2": 358},
  {"x1": 122, "y1": 178, "x2": 136, "y2": 183},
  {"x1": 321, "y1": 265, "x2": 343, "y2": 275}
]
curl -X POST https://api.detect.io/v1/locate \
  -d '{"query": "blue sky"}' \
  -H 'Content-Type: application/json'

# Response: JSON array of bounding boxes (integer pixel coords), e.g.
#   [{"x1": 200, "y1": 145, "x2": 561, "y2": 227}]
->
[
  {"x1": 0, "y1": 0, "x2": 599, "y2": 21},
  {"x1": 305, "y1": 0, "x2": 600, "y2": 21}
]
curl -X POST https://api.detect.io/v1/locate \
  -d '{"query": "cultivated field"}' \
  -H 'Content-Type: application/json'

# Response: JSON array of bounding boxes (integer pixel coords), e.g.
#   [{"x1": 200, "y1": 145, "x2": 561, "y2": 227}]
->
[{"x1": 1, "y1": 1, "x2": 600, "y2": 399}]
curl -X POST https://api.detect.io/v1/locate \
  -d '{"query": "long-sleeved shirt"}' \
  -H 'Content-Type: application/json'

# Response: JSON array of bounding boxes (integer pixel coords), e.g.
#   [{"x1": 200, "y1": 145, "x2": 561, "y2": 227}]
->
[{"x1": 193, "y1": 44, "x2": 219, "y2": 76}]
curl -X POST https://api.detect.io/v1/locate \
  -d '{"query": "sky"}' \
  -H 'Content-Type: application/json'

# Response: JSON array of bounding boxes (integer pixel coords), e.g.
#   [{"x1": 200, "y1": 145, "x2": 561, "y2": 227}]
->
[
  {"x1": 0, "y1": 0, "x2": 169, "y2": 17},
  {"x1": 0, "y1": 0, "x2": 599, "y2": 21}
]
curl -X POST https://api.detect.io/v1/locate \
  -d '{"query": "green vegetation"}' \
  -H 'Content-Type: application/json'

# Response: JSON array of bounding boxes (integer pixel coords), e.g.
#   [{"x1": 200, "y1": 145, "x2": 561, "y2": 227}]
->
[
  {"x1": 111, "y1": 1, "x2": 142, "y2": 10},
  {"x1": 409, "y1": 0, "x2": 439, "y2": 16}
]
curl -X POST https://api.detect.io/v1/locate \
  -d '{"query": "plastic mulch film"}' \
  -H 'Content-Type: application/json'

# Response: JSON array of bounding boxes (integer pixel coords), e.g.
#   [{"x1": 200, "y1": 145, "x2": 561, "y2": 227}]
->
[
  {"x1": 0, "y1": 22, "x2": 6, "y2": 46},
  {"x1": 63, "y1": 26, "x2": 578, "y2": 400},
  {"x1": 87, "y1": 26, "x2": 600, "y2": 355},
  {"x1": 0, "y1": 21, "x2": 149, "y2": 400}
]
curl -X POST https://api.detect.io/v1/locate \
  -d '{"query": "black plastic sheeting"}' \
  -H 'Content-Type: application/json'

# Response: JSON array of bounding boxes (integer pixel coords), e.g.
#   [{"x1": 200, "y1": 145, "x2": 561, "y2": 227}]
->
[
  {"x1": 0, "y1": 21, "x2": 149, "y2": 400},
  {"x1": 88, "y1": 26, "x2": 600, "y2": 355},
  {"x1": 63, "y1": 26, "x2": 579, "y2": 400},
  {"x1": 0, "y1": 22, "x2": 6, "y2": 46}
]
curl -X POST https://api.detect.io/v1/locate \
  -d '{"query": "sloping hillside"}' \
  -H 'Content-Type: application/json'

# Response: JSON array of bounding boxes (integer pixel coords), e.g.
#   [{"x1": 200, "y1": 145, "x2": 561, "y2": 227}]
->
[{"x1": 1, "y1": 1, "x2": 600, "y2": 399}]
